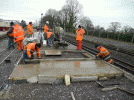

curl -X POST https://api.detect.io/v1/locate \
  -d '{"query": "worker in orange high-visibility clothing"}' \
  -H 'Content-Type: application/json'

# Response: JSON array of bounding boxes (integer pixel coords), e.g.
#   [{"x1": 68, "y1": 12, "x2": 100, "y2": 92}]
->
[
  {"x1": 47, "y1": 29, "x2": 54, "y2": 47},
  {"x1": 13, "y1": 22, "x2": 24, "y2": 51},
  {"x1": 76, "y1": 25, "x2": 85, "y2": 50},
  {"x1": 27, "y1": 22, "x2": 33, "y2": 38},
  {"x1": 95, "y1": 44, "x2": 113, "y2": 64},
  {"x1": 44, "y1": 21, "x2": 50, "y2": 40},
  {"x1": 23, "y1": 43, "x2": 41, "y2": 61}
]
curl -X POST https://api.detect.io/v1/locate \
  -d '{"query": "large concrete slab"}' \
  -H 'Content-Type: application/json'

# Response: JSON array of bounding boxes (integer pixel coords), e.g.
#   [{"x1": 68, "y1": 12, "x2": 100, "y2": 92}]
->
[{"x1": 9, "y1": 59, "x2": 123, "y2": 82}]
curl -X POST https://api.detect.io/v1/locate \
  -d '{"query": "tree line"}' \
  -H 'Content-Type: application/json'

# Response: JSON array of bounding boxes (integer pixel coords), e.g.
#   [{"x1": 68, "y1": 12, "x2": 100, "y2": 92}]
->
[{"x1": 20, "y1": 0, "x2": 134, "y2": 43}]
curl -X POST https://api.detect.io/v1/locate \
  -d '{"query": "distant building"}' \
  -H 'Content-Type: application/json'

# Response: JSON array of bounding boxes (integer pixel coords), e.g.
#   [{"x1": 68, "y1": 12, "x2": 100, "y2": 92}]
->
[
  {"x1": 0, "y1": 19, "x2": 19, "y2": 31},
  {"x1": 0, "y1": 20, "x2": 10, "y2": 31}
]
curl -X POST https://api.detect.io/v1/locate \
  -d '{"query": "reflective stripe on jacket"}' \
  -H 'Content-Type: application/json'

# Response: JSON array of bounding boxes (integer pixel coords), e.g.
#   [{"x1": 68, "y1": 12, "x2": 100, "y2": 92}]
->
[
  {"x1": 47, "y1": 32, "x2": 53, "y2": 38},
  {"x1": 97, "y1": 46, "x2": 109, "y2": 58},
  {"x1": 44, "y1": 24, "x2": 49, "y2": 33},
  {"x1": 27, "y1": 24, "x2": 33, "y2": 34},
  {"x1": 76, "y1": 28, "x2": 85, "y2": 41},
  {"x1": 24, "y1": 43, "x2": 41, "y2": 58},
  {"x1": 14, "y1": 24, "x2": 24, "y2": 41}
]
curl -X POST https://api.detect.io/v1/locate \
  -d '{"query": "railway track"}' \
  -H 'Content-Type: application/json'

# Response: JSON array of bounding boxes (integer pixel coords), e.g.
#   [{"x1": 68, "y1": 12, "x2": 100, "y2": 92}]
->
[
  {"x1": 65, "y1": 34, "x2": 134, "y2": 56},
  {"x1": 63, "y1": 36, "x2": 134, "y2": 74},
  {"x1": 0, "y1": 31, "x2": 28, "y2": 91}
]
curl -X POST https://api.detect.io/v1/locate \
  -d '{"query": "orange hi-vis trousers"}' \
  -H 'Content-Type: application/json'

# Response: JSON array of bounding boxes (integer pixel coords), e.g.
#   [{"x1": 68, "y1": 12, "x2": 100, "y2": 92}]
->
[
  {"x1": 16, "y1": 40, "x2": 23, "y2": 51},
  {"x1": 77, "y1": 40, "x2": 82, "y2": 50}
]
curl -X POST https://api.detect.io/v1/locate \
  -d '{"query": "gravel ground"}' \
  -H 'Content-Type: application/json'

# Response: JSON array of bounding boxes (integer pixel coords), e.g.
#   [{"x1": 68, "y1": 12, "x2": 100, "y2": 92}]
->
[
  {"x1": 0, "y1": 49, "x2": 23, "y2": 89},
  {"x1": 1, "y1": 77, "x2": 134, "y2": 100},
  {"x1": 0, "y1": 31, "x2": 27, "y2": 90}
]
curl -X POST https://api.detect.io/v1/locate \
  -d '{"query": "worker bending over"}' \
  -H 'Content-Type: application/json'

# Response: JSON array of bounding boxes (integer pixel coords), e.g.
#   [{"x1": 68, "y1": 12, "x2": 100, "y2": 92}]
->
[
  {"x1": 13, "y1": 22, "x2": 24, "y2": 51},
  {"x1": 44, "y1": 21, "x2": 50, "y2": 40},
  {"x1": 76, "y1": 25, "x2": 85, "y2": 50},
  {"x1": 47, "y1": 29, "x2": 54, "y2": 47},
  {"x1": 7, "y1": 22, "x2": 15, "y2": 50},
  {"x1": 23, "y1": 43, "x2": 41, "y2": 61},
  {"x1": 95, "y1": 44, "x2": 113, "y2": 63},
  {"x1": 27, "y1": 22, "x2": 33, "y2": 38}
]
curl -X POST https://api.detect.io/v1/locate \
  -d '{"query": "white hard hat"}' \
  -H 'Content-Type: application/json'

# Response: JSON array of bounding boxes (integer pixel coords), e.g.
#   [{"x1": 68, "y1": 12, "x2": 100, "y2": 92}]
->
[{"x1": 46, "y1": 21, "x2": 49, "y2": 24}]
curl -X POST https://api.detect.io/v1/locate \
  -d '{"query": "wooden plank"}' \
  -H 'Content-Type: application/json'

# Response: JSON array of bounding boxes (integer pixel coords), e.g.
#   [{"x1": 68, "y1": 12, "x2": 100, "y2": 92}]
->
[
  {"x1": 70, "y1": 92, "x2": 76, "y2": 100},
  {"x1": 65, "y1": 74, "x2": 71, "y2": 86}
]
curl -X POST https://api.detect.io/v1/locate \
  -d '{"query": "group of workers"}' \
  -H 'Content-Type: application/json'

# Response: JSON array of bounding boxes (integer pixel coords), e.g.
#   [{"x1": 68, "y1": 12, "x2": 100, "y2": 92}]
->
[{"x1": 7, "y1": 21, "x2": 112, "y2": 64}]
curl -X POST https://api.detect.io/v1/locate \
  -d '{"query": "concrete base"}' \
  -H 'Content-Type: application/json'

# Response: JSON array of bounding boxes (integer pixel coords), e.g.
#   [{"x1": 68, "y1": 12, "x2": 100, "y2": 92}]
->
[
  {"x1": 38, "y1": 75, "x2": 56, "y2": 84},
  {"x1": 71, "y1": 76, "x2": 98, "y2": 82},
  {"x1": 9, "y1": 59, "x2": 123, "y2": 84}
]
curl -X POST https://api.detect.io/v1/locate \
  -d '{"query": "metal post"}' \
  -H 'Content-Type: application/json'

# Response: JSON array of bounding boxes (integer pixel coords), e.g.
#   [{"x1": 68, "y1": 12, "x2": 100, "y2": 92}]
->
[
  {"x1": 36, "y1": 20, "x2": 37, "y2": 29},
  {"x1": 131, "y1": 34, "x2": 134, "y2": 43},
  {"x1": 41, "y1": 13, "x2": 43, "y2": 32}
]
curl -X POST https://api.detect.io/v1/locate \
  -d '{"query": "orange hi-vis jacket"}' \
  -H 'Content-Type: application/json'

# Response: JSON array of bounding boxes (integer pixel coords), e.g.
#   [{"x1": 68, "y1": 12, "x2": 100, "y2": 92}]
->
[
  {"x1": 76, "y1": 28, "x2": 85, "y2": 41},
  {"x1": 44, "y1": 24, "x2": 49, "y2": 33},
  {"x1": 97, "y1": 46, "x2": 109, "y2": 58},
  {"x1": 13, "y1": 24, "x2": 24, "y2": 42},
  {"x1": 47, "y1": 32, "x2": 53, "y2": 39},
  {"x1": 24, "y1": 43, "x2": 41, "y2": 58},
  {"x1": 8, "y1": 27, "x2": 14, "y2": 37},
  {"x1": 27, "y1": 24, "x2": 33, "y2": 34}
]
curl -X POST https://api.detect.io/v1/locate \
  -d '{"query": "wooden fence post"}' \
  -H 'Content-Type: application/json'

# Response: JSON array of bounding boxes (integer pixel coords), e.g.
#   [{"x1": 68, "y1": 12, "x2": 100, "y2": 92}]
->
[{"x1": 131, "y1": 34, "x2": 134, "y2": 43}]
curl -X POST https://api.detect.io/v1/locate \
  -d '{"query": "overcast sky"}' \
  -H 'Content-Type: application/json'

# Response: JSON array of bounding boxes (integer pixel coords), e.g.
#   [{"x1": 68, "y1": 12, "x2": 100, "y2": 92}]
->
[{"x1": 0, "y1": 0, "x2": 134, "y2": 29}]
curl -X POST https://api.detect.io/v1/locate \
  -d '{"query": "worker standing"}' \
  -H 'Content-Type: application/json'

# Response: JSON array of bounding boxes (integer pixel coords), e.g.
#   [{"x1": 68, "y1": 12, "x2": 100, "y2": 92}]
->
[
  {"x1": 95, "y1": 44, "x2": 113, "y2": 63},
  {"x1": 7, "y1": 22, "x2": 15, "y2": 50},
  {"x1": 76, "y1": 25, "x2": 85, "y2": 50},
  {"x1": 23, "y1": 43, "x2": 41, "y2": 61},
  {"x1": 13, "y1": 22, "x2": 24, "y2": 51},
  {"x1": 27, "y1": 22, "x2": 33, "y2": 38},
  {"x1": 47, "y1": 29, "x2": 54, "y2": 47},
  {"x1": 44, "y1": 21, "x2": 49, "y2": 40}
]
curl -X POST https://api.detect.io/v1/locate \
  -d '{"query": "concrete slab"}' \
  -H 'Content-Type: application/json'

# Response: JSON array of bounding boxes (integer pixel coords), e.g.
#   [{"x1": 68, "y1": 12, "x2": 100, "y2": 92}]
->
[
  {"x1": 9, "y1": 59, "x2": 123, "y2": 83},
  {"x1": 45, "y1": 50, "x2": 62, "y2": 56}
]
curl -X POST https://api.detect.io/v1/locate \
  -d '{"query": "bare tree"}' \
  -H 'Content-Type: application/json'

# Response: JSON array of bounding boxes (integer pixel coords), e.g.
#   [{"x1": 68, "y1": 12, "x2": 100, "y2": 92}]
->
[
  {"x1": 109, "y1": 22, "x2": 121, "y2": 33},
  {"x1": 61, "y1": 0, "x2": 83, "y2": 32},
  {"x1": 79, "y1": 16, "x2": 93, "y2": 29},
  {"x1": 122, "y1": 25, "x2": 132, "y2": 33}
]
